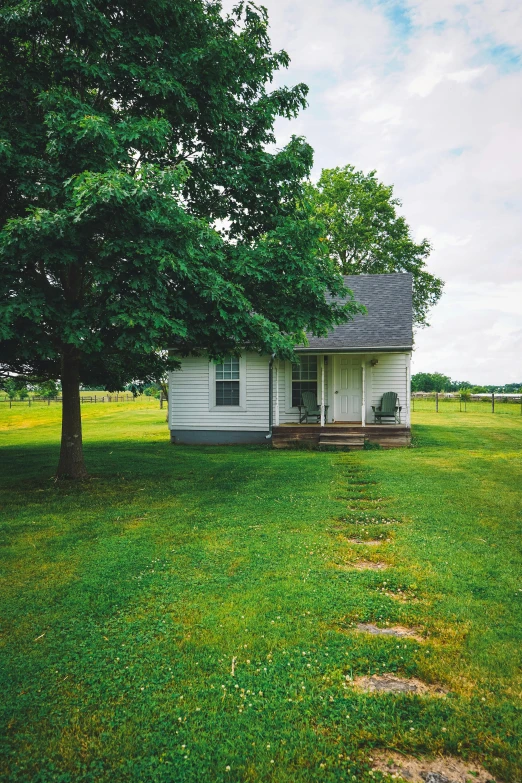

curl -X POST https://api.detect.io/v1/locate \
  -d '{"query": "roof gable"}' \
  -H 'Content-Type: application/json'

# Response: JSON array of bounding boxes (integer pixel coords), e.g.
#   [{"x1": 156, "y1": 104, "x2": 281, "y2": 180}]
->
[{"x1": 299, "y1": 272, "x2": 413, "y2": 352}]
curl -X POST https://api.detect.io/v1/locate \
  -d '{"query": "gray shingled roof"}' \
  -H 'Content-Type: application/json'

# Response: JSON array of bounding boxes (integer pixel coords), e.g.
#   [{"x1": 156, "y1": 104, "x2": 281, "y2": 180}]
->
[{"x1": 298, "y1": 272, "x2": 413, "y2": 352}]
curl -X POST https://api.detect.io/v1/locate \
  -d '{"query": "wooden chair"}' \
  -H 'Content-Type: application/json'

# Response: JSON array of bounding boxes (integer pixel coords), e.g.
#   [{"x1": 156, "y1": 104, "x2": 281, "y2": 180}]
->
[
  {"x1": 372, "y1": 391, "x2": 401, "y2": 424},
  {"x1": 299, "y1": 391, "x2": 328, "y2": 423}
]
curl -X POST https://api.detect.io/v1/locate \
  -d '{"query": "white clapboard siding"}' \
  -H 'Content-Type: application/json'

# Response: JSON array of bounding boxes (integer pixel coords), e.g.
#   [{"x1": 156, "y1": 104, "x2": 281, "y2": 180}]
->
[
  {"x1": 368, "y1": 353, "x2": 409, "y2": 422},
  {"x1": 169, "y1": 353, "x2": 270, "y2": 431},
  {"x1": 277, "y1": 360, "x2": 298, "y2": 424},
  {"x1": 170, "y1": 351, "x2": 411, "y2": 431}
]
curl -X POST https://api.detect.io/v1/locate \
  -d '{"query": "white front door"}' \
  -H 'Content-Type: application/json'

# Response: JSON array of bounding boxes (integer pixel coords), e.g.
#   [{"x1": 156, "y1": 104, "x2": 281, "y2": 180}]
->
[{"x1": 334, "y1": 356, "x2": 362, "y2": 421}]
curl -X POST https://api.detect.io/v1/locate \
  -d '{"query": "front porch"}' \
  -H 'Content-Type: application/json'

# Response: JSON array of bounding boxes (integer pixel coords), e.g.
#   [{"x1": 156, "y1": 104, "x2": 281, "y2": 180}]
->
[
  {"x1": 272, "y1": 422, "x2": 410, "y2": 449},
  {"x1": 272, "y1": 351, "x2": 411, "y2": 447}
]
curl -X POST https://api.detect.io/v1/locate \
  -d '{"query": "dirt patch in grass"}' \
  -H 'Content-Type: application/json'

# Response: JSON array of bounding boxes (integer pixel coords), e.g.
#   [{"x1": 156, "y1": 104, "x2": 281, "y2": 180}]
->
[
  {"x1": 344, "y1": 499, "x2": 386, "y2": 509},
  {"x1": 352, "y1": 560, "x2": 388, "y2": 570},
  {"x1": 355, "y1": 623, "x2": 424, "y2": 641},
  {"x1": 331, "y1": 559, "x2": 389, "y2": 571},
  {"x1": 337, "y1": 516, "x2": 401, "y2": 525},
  {"x1": 370, "y1": 750, "x2": 497, "y2": 782},
  {"x1": 383, "y1": 589, "x2": 417, "y2": 603},
  {"x1": 346, "y1": 538, "x2": 390, "y2": 545},
  {"x1": 350, "y1": 674, "x2": 447, "y2": 696}
]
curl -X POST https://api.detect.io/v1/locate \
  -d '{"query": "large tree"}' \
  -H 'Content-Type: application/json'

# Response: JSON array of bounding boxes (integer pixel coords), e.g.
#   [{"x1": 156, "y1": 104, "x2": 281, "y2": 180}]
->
[
  {"x1": 0, "y1": 0, "x2": 361, "y2": 478},
  {"x1": 309, "y1": 166, "x2": 443, "y2": 327}
]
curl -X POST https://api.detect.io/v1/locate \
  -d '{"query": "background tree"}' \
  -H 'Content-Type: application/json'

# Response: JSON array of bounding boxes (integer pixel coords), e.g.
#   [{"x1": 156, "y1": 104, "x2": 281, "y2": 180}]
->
[
  {"x1": 411, "y1": 372, "x2": 454, "y2": 392},
  {"x1": 0, "y1": 0, "x2": 361, "y2": 478},
  {"x1": 310, "y1": 166, "x2": 443, "y2": 327},
  {"x1": 0, "y1": 378, "x2": 28, "y2": 400},
  {"x1": 34, "y1": 380, "x2": 60, "y2": 399}
]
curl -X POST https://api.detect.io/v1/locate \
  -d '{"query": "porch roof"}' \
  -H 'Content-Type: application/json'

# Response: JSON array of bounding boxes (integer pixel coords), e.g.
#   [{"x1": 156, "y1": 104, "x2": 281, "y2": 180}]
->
[{"x1": 297, "y1": 272, "x2": 413, "y2": 352}]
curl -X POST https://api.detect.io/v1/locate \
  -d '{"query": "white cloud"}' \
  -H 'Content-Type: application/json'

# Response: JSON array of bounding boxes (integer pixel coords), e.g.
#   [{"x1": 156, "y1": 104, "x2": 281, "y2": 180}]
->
[
  {"x1": 360, "y1": 103, "x2": 403, "y2": 124},
  {"x1": 224, "y1": 0, "x2": 522, "y2": 384},
  {"x1": 412, "y1": 281, "x2": 522, "y2": 383},
  {"x1": 408, "y1": 50, "x2": 455, "y2": 96},
  {"x1": 447, "y1": 66, "x2": 487, "y2": 83}
]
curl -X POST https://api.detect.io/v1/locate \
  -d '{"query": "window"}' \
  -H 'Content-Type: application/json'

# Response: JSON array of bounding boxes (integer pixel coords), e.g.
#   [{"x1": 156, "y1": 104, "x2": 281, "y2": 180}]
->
[
  {"x1": 292, "y1": 355, "x2": 317, "y2": 407},
  {"x1": 215, "y1": 356, "x2": 240, "y2": 406}
]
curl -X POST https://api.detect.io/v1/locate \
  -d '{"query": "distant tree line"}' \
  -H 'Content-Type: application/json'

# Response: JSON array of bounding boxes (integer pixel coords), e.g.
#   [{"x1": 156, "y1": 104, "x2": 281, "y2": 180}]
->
[
  {"x1": 0, "y1": 378, "x2": 164, "y2": 400},
  {"x1": 411, "y1": 373, "x2": 522, "y2": 394},
  {"x1": 0, "y1": 378, "x2": 60, "y2": 400}
]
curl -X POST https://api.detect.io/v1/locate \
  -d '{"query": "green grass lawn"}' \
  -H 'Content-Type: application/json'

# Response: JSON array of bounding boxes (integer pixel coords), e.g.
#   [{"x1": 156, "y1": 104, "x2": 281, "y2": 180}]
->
[{"x1": 0, "y1": 401, "x2": 520, "y2": 782}]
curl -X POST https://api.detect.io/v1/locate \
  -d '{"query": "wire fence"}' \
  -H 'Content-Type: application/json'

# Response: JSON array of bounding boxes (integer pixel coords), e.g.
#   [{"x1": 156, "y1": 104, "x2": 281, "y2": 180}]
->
[
  {"x1": 0, "y1": 394, "x2": 136, "y2": 407},
  {"x1": 412, "y1": 393, "x2": 522, "y2": 416}
]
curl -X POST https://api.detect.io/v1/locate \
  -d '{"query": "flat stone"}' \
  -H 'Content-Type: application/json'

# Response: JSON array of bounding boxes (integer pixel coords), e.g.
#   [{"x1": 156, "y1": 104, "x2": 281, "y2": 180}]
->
[
  {"x1": 370, "y1": 751, "x2": 496, "y2": 783},
  {"x1": 332, "y1": 560, "x2": 388, "y2": 571},
  {"x1": 383, "y1": 589, "x2": 414, "y2": 602},
  {"x1": 338, "y1": 516, "x2": 399, "y2": 525},
  {"x1": 346, "y1": 538, "x2": 389, "y2": 545},
  {"x1": 351, "y1": 674, "x2": 447, "y2": 696},
  {"x1": 352, "y1": 560, "x2": 388, "y2": 570},
  {"x1": 356, "y1": 623, "x2": 423, "y2": 641}
]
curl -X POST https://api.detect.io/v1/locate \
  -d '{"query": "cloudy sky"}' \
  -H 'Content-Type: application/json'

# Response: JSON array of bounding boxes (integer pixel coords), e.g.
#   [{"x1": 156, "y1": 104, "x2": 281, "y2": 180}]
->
[{"x1": 232, "y1": 0, "x2": 522, "y2": 384}]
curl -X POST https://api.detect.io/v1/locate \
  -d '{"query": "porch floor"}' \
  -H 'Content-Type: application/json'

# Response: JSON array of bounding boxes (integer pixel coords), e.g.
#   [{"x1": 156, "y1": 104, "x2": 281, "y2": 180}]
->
[{"x1": 275, "y1": 422, "x2": 404, "y2": 427}]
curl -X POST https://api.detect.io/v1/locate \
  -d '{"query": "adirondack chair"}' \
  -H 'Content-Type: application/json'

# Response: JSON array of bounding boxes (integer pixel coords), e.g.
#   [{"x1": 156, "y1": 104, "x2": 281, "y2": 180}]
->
[
  {"x1": 372, "y1": 391, "x2": 401, "y2": 424},
  {"x1": 299, "y1": 391, "x2": 329, "y2": 424}
]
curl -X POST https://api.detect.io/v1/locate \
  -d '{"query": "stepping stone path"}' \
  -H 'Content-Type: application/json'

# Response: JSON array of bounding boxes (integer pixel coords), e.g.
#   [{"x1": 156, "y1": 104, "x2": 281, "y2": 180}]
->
[
  {"x1": 370, "y1": 750, "x2": 497, "y2": 783},
  {"x1": 355, "y1": 622, "x2": 423, "y2": 641},
  {"x1": 350, "y1": 674, "x2": 447, "y2": 696},
  {"x1": 333, "y1": 461, "x2": 498, "y2": 780}
]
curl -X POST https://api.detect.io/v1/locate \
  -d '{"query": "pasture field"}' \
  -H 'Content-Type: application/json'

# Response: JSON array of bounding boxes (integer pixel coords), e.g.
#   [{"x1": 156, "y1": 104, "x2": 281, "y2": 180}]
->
[
  {"x1": 0, "y1": 401, "x2": 521, "y2": 782},
  {"x1": 412, "y1": 397, "x2": 522, "y2": 416}
]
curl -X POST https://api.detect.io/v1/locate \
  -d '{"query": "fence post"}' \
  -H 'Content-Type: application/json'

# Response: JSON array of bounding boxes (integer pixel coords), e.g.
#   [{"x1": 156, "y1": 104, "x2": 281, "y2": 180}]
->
[
  {"x1": 95, "y1": 394, "x2": 97, "y2": 403},
  {"x1": 28, "y1": 397, "x2": 31, "y2": 407},
  {"x1": 491, "y1": 392, "x2": 495, "y2": 413},
  {"x1": 435, "y1": 392, "x2": 439, "y2": 412}
]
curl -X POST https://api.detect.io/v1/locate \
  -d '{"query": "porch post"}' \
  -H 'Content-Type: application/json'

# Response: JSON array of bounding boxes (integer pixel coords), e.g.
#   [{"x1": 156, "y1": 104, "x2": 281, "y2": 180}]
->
[
  {"x1": 275, "y1": 361, "x2": 280, "y2": 426},
  {"x1": 361, "y1": 359, "x2": 366, "y2": 426},
  {"x1": 405, "y1": 356, "x2": 411, "y2": 428},
  {"x1": 320, "y1": 355, "x2": 325, "y2": 427}
]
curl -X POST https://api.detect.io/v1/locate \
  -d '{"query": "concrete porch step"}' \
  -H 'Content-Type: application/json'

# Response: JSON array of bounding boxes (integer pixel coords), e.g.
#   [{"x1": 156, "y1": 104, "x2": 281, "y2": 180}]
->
[
  {"x1": 318, "y1": 441, "x2": 364, "y2": 450},
  {"x1": 318, "y1": 434, "x2": 365, "y2": 449}
]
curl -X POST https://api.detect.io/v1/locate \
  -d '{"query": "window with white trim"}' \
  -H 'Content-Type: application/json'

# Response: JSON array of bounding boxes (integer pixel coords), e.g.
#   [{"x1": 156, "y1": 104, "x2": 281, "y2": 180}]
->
[
  {"x1": 291, "y1": 355, "x2": 317, "y2": 407},
  {"x1": 215, "y1": 356, "x2": 240, "y2": 406}
]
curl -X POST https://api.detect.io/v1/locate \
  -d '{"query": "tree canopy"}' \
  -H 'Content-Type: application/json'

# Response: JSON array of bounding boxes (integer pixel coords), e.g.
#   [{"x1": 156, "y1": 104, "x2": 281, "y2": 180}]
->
[
  {"x1": 0, "y1": 0, "x2": 360, "y2": 477},
  {"x1": 309, "y1": 166, "x2": 443, "y2": 327}
]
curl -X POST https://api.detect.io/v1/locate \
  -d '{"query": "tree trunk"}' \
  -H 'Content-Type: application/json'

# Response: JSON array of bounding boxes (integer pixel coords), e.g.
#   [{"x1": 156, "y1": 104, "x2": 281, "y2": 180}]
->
[{"x1": 57, "y1": 348, "x2": 88, "y2": 479}]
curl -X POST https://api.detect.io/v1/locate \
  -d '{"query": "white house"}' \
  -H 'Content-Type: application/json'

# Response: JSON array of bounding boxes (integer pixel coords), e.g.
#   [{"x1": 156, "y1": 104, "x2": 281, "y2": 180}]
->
[{"x1": 168, "y1": 273, "x2": 412, "y2": 448}]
